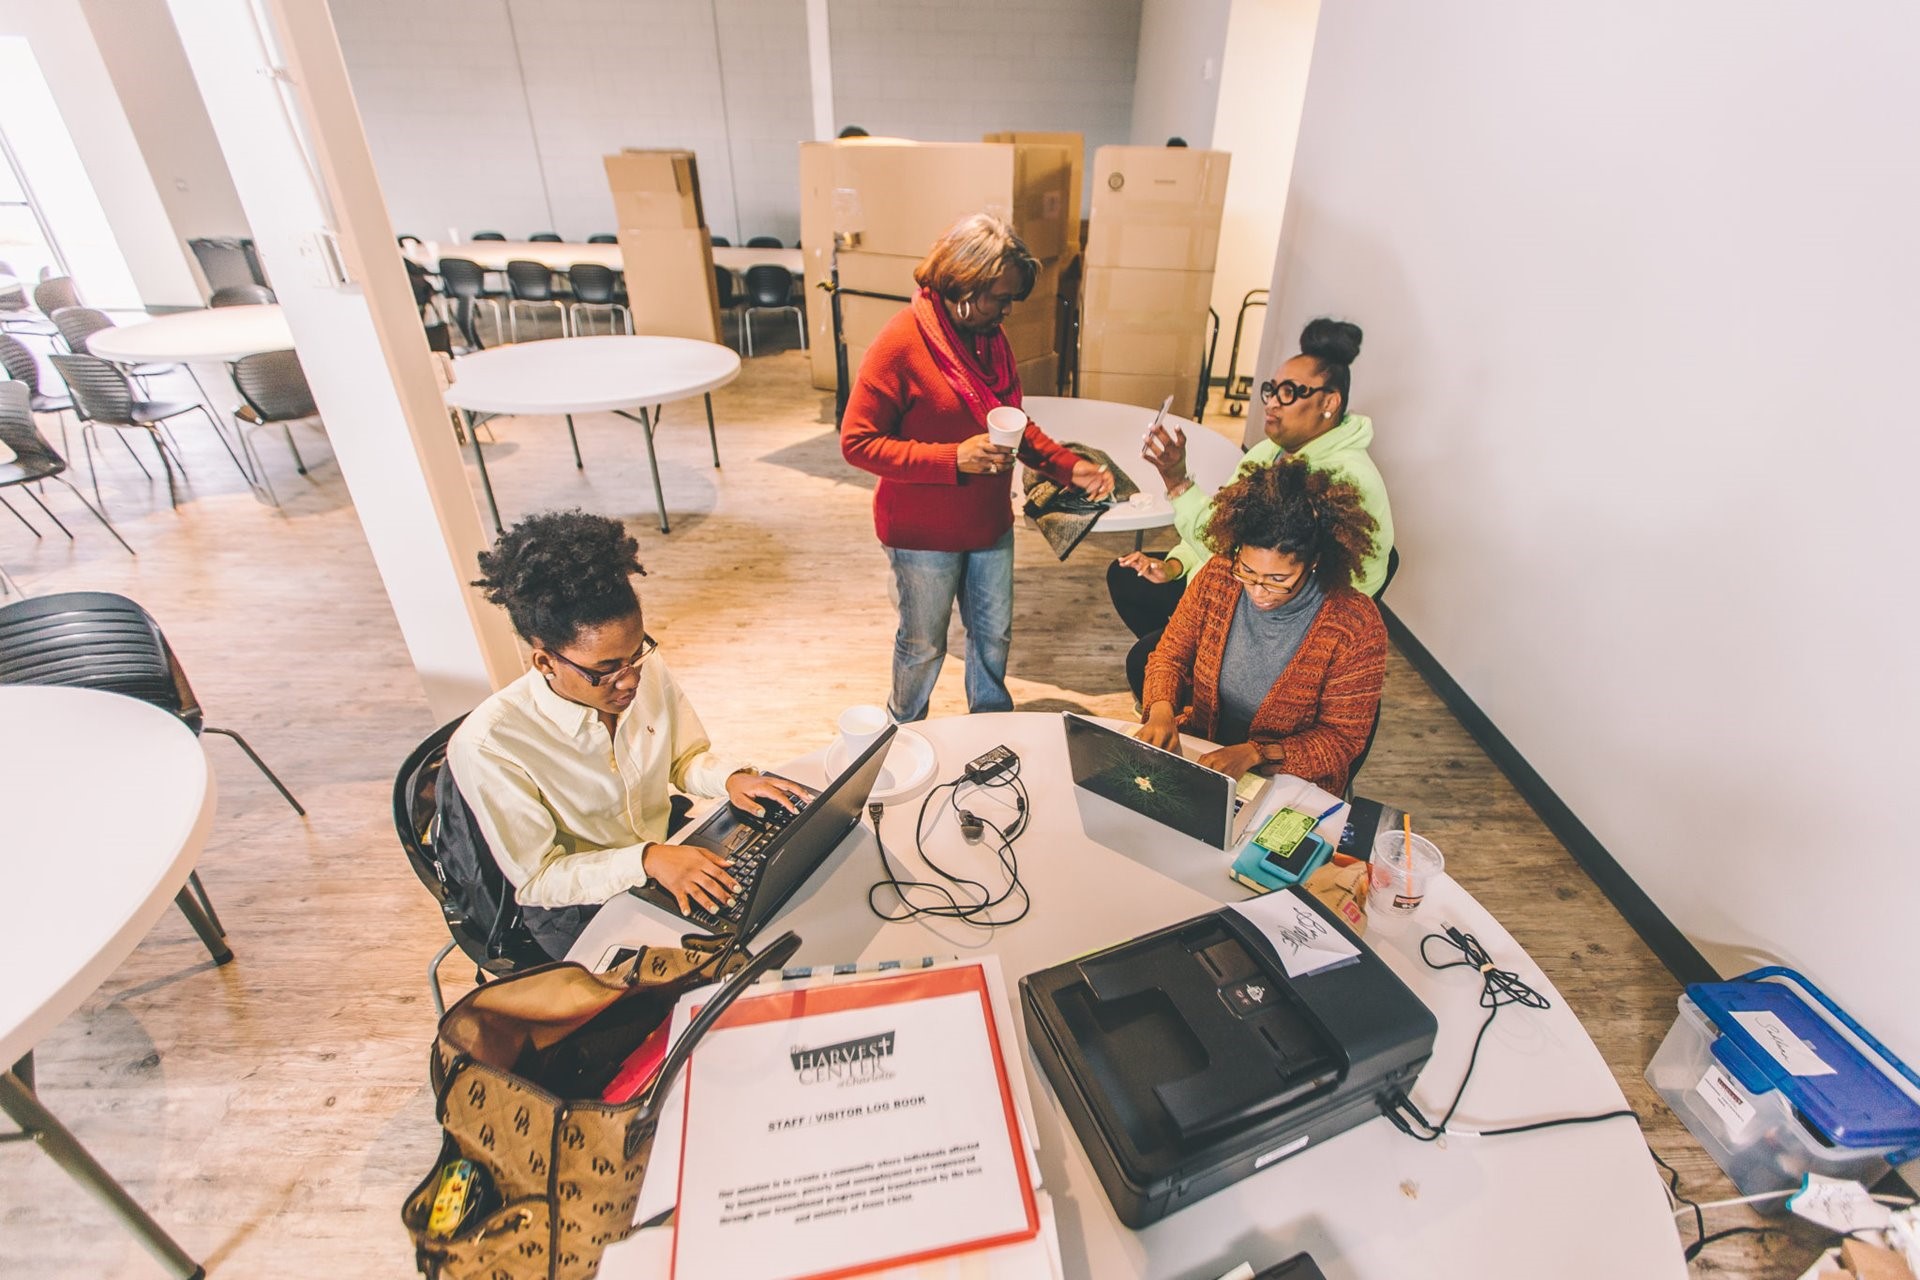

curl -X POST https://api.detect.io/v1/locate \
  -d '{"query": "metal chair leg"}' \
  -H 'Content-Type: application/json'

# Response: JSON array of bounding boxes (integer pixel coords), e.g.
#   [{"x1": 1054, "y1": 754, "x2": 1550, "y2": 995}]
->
[
  {"x1": 1, "y1": 493, "x2": 41, "y2": 537},
  {"x1": 281, "y1": 424, "x2": 307, "y2": 475},
  {"x1": 429, "y1": 939, "x2": 456, "y2": 1016},
  {"x1": 232, "y1": 418, "x2": 282, "y2": 511},
  {"x1": 55, "y1": 478, "x2": 135, "y2": 556},
  {"x1": 794, "y1": 306, "x2": 807, "y2": 349},
  {"x1": 0, "y1": 558, "x2": 23, "y2": 597},
  {"x1": 82, "y1": 426, "x2": 103, "y2": 508},
  {"x1": 200, "y1": 726, "x2": 305, "y2": 816},
  {"x1": 705, "y1": 393, "x2": 720, "y2": 467},
  {"x1": 112, "y1": 429, "x2": 154, "y2": 480},
  {"x1": 0, "y1": 1067, "x2": 205, "y2": 1280},
  {"x1": 565, "y1": 414, "x2": 583, "y2": 469},
  {"x1": 190, "y1": 404, "x2": 253, "y2": 485},
  {"x1": 22, "y1": 486, "x2": 73, "y2": 539}
]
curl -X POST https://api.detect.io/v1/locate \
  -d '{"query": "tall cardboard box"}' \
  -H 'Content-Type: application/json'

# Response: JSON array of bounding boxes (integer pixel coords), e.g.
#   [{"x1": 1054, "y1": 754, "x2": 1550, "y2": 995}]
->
[
  {"x1": 1083, "y1": 146, "x2": 1230, "y2": 272},
  {"x1": 1079, "y1": 146, "x2": 1230, "y2": 413},
  {"x1": 807, "y1": 138, "x2": 1072, "y2": 391},
  {"x1": 983, "y1": 130, "x2": 1085, "y2": 255},
  {"x1": 604, "y1": 148, "x2": 720, "y2": 344}
]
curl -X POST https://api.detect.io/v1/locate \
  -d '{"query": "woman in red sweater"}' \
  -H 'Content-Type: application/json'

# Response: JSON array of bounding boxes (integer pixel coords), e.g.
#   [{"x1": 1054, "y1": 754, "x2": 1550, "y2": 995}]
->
[
  {"x1": 841, "y1": 215, "x2": 1113, "y2": 721},
  {"x1": 1138, "y1": 459, "x2": 1386, "y2": 796}
]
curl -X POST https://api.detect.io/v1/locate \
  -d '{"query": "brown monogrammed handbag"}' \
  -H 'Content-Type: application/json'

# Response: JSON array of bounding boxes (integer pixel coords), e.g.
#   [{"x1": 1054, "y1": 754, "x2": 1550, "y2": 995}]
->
[{"x1": 402, "y1": 932, "x2": 802, "y2": 1279}]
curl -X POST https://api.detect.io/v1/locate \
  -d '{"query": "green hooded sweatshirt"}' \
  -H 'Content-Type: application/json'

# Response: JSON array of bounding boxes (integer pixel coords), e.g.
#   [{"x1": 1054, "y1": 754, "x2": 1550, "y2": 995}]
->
[{"x1": 1163, "y1": 412, "x2": 1394, "y2": 596}]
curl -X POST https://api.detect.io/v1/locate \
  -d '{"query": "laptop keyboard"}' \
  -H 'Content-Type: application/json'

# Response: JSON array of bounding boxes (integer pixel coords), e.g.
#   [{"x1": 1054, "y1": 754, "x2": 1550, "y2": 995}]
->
[{"x1": 685, "y1": 802, "x2": 805, "y2": 928}]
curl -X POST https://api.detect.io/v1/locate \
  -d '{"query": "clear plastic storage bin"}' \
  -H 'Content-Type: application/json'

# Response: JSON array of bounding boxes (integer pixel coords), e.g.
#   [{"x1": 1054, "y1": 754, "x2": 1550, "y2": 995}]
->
[{"x1": 1646, "y1": 967, "x2": 1920, "y2": 1196}]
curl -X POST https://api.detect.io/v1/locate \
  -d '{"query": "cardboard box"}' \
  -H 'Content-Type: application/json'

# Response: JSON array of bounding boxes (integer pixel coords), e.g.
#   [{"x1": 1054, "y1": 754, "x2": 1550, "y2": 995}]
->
[
  {"x1": 828, "y1": 141, "x2": 1071, "y2": 261},
  {"x1": 800, "y1": 142, "x2": 839, "y2": 389},
  {"x1": 1078, "y1": 369, "x2": 1201, "y2": 415},
  {"x1": 835, "y1": 249, "x2": 1059, "y2": 360},
  {"x1": 1085, "y1": 146, "x2": 1231, "y2": 272},
  {"x1": 1078, "y1": 265, "x2": 1213, "y2": 373},
  {"x1": 604, "y1": 150, "x2": 705, "y2": 230},
  {"x1": 1017, "y1": 352, "x2": 1060, "y2": 398},
  {"x1": 984, "y1": 130, "x2": 1085, "y2": 249},
  {"x1": 615, "y1": 227, "x2": 720, "y2": 343}
]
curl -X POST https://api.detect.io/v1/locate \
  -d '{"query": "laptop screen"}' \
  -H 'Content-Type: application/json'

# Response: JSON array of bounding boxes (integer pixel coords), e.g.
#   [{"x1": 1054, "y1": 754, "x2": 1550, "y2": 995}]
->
[
  {"x1": 1062, "y1": 712, "x2": 1233, "y2": 848},
  {"x1": 736, "y1": 723, "x2": 898, "y2": 933}
]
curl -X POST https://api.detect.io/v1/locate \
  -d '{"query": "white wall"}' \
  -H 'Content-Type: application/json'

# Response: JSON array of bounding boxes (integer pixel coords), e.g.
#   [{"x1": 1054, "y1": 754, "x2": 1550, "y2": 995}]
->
[
  {"x1": 828, "y1": 0, "x2": 1141, "y2": 215},
  {"x1": 1127, "y1": 0, "x2": 1228, "y2": 149},
  {"x1": 79, "y1": 0, "x2": 250, "y2": 265},
  {"x1": 1207, "y1": 0, "x2": 1317, "y2": 403},
  {"x1": 1268, "y1": 1, "x2": 1920, "y2": 1060},
  {"x1": 329, "y1": 0, "x2": 810, "y2": 245},
  {"x1": 0, "y1": 1, "x2": 199, "y2": 307}
]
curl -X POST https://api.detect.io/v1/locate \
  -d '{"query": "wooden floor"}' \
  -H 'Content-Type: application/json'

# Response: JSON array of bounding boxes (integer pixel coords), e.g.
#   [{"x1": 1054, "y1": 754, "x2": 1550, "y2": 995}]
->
[{"x1": 0, "y1": 341, "x2": 1824, "y2": 1277}]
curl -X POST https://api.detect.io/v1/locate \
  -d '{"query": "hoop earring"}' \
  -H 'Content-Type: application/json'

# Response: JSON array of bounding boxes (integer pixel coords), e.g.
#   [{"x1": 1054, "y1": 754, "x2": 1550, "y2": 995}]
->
[{"x1": 957, "y1": 299, "x2": 974, "y2": 322}]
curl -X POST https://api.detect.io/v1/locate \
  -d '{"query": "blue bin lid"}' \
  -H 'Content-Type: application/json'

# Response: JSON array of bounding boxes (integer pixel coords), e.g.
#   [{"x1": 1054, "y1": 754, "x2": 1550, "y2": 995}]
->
[{"x1": 1688, "y1": 979, "x2": 1920, "y2": 1150}]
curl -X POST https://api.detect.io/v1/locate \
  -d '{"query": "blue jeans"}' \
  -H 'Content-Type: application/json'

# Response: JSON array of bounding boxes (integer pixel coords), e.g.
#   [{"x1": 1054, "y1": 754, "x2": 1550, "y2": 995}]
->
[{"x1": 884, "y1": 530, "x2": 1015, "y2": 722}]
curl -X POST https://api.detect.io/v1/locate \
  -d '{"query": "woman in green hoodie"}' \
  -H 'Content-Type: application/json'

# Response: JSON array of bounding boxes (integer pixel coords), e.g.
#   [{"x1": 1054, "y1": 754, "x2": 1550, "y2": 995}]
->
[{"x1": 1109, "y1": 317, "x2": 1395, "y2": 698}]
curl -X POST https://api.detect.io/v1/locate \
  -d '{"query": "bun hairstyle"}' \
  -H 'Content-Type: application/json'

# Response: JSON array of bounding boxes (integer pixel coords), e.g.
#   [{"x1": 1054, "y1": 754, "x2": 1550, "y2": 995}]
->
[{"x1": 1299, "y1": 317, "x2": 1362, "y2": 414}]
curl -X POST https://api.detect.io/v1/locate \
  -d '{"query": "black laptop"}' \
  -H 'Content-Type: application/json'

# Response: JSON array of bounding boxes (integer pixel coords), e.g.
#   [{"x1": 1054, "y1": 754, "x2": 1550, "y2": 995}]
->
[
  {"x1": 1062, "y1": 712, "x2": 1269, "y2": 849},
  {"x1": 628, "y1": 724, "x2": 898, "y2": 939}
]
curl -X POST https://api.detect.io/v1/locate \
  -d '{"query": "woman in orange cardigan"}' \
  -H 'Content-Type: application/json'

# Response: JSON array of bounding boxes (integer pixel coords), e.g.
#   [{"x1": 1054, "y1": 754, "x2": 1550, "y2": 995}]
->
[{"x1": 1138, "y1": 459, "x2": 1386, "y2": 795}]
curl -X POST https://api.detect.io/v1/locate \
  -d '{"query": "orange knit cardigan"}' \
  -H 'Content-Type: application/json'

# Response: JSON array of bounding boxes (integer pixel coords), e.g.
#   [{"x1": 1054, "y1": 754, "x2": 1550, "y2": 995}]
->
[{"x1": 1141, "y1": 557, "x2": 1387, "y2": 795}]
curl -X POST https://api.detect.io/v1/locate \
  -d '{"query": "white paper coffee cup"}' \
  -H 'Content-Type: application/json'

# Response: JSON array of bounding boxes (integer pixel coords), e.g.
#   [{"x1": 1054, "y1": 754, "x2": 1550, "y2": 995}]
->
[
  {"x1": 986, "y1": 405, "x2": 1027, "y2": 450},
  {"x1": 838, "y1": 704, "x2": 890, "y2": 758}
]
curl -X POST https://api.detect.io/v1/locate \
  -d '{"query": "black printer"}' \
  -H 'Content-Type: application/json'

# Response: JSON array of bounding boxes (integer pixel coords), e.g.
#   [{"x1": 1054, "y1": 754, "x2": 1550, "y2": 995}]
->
[{"x1": 1020, "y1": 892, "x2": 1437, "y2": 1227}]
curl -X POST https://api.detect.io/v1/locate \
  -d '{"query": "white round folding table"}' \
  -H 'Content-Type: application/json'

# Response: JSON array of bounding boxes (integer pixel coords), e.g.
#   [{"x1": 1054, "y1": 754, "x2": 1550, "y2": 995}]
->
[
  {"x1": 581, "y1": 712, "x2": 1686, "y2": 1280},
  {"x1": 1019, "y1": 396, "x2": 1245, "y2": 546},
  {"x1": 442, "y1": 335, "x2": 742, "y2": 533},
  {"x1": 84, "y1": 305, "x2": 296, "y2": 501},
  {"x1": 0, "y1": 685, "x2": 221, "y2": 1279},
  {"x1": 82, "y1": 304, "x2": 292, "y2": 366}
]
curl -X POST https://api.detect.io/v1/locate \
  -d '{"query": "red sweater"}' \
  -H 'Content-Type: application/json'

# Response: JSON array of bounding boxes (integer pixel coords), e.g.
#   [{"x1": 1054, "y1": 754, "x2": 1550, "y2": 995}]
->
[
  {"x1": 841, "y1": 307, "x2": 1080, "y2": 551},
  {"x1": 1142, "y1": 558, "x2": 1388, "y2": 795}
]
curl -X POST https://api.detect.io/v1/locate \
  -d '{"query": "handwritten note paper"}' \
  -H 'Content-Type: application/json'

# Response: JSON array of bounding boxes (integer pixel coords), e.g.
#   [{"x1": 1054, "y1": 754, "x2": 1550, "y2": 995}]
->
[
  {"x1": 1730, "y1": 1010, "x2": 1837, "y2": 1077},
  {"x1": 1230, "y1": 889, "x2": 1360, "y2": 979}
]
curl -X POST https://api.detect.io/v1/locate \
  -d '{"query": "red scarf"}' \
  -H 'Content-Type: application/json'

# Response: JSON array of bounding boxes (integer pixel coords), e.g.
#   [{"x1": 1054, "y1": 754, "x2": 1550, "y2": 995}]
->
[{"x1": 911, "y1": 287, "x2": 1021, "y2": 429}]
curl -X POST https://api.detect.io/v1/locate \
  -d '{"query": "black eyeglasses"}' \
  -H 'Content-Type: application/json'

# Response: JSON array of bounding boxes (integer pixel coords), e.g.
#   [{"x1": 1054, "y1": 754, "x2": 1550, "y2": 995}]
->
[
  {"x1": 1259, "y1": 379, "x2": 1330, "y2": 406},
  {"x1": 1228, "y1": 554, "x2": 1312, "y2": 596},
  {"x1": 545, "y1": 634, "x2": 657, "y2": 687}
]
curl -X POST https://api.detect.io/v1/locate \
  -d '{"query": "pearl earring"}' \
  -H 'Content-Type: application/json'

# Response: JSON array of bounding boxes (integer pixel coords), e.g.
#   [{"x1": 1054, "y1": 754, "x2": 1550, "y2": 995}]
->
[{"x1": 1322, "y1": 410, "x2": 1332, "y2": 419}]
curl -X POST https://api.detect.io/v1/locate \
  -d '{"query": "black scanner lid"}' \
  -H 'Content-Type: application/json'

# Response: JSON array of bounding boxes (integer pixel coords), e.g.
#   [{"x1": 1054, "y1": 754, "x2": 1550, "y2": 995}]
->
[{"x1": 1066, "y1": 915, "x2": 1343, "y2": 1149}]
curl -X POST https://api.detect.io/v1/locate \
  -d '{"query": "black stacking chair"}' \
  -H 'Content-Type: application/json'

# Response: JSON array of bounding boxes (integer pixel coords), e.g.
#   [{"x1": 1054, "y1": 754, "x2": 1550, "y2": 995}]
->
[
  {"x1": 394, "y1": 717, "x2": 546, "y2": 1013},
  {"x1": 49, "y1": 352, "x2": 225, "y2": 508},
  {"x1": 471, "y1": 231, "x2": 506, "y2": 241},
  {"x1": 229, "y1": 350, "x2": 323, "y2": 508},
  {"x1": 587, "y1": 233, "x2": 618, "y2": 244},
  {"x1": 741, "y1": 265, "x2": 805, "y2": 357},
  {"x1": 31, "y1": 275, "x2": 80, "y2": 321},
  {"x1": 710, "y1": 234, "x2": 731, "y2": 247},
  {"x1": 188, "y1": 237, "x2": 267, "y2": 292},
  {"x1": 745, "y1": 235, "x2": 785, "y2": 249},
  {"x1": 567, "y1": 264, "x2": 630, "y2": 336},
  {"x1": 505, "y1": 259, "x2": 567, "y2": 340},
  {"x1": 0, "y1": 333, "x2": 75, "y2": 453},
  {"x1": 0, "y1": 591, "x2": 307, "y2": 960},
  {"x1": 209, "y1": 284, "x2": 276, "y2": 307},
  {"x1": 0, "y1": 263, "x2": 48, "y2": 336},
  {"x1": 528, "y1": 232, "x2": 562, "y2": 243},
  {"x1": 0, "y1": 384, "x2": 135, "y2": 594},
  {"x1": 438, "y1": 258, "x2": 501, "y2": 349},
  {"x1": 48, "y1": 305, "x2": 115, "y2": 355}
]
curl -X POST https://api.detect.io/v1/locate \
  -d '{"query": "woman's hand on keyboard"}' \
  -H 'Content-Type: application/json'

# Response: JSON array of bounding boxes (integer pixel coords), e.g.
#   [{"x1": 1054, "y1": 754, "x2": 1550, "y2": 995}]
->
[
  {"x1": 725, "y1": 770, "x2": 813, "y2": 818},
  {"x1": 641, "y1": 843, "x2": 741, "y2": 915}
]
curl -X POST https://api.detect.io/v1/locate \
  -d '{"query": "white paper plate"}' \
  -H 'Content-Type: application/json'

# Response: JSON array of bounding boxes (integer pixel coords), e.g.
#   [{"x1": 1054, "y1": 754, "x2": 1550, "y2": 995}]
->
[{"x1": 823, "y1": 726, "x2": 938, "y2": 803}]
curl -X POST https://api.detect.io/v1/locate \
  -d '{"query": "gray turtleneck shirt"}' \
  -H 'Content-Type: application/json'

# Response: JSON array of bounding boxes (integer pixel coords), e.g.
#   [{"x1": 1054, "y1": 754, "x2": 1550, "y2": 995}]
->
[{"x1": 1214, "y1": 573, "x2": 1325, "y2": 747}]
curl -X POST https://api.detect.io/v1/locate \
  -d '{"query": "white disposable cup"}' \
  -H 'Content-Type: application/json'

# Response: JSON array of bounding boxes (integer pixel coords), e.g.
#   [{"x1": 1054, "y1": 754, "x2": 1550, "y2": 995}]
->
[
  {"x1": 1369, "y1": 831, "x2": 1445, "y2": 917},
  {"x1": 837, "y1": 704, "x2": 890, "y2": 758},
  {"x1": 986, "y1": 405, "x2": 1027, "y2": 450}
]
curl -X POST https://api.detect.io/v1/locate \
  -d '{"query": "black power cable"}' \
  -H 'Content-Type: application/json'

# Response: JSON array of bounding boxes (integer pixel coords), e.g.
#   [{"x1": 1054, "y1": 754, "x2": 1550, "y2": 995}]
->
[{"x1": 865, "y1": 756, "x2": 1031, "y2": 928}]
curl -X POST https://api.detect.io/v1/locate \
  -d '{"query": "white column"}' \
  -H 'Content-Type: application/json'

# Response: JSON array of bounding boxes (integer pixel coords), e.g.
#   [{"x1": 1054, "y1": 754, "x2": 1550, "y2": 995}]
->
[
  {"x1": 165, "y1": 0, "x2": 522, "y2": 720},
  {"x1": 805, "y1": 0, "x2": 835, "y2": 140}
]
